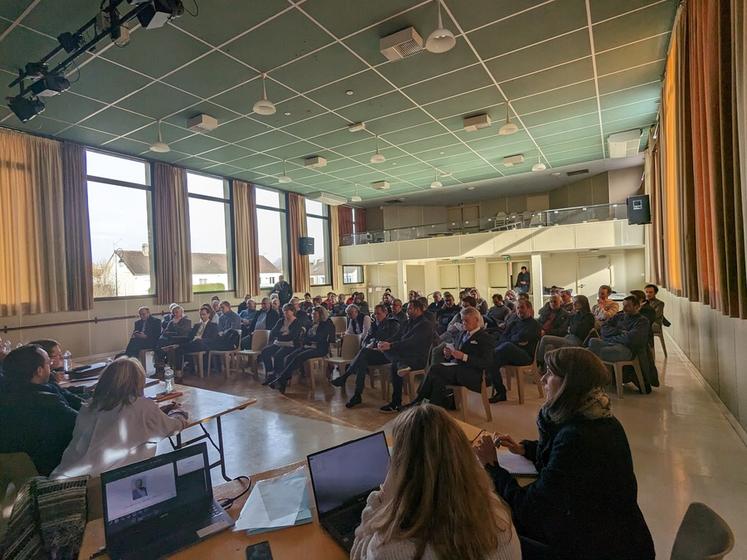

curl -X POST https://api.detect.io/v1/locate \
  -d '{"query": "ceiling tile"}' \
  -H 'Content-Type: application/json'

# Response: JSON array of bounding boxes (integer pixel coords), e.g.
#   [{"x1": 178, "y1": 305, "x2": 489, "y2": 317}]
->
[
  {"x1": 270, "y1": 43, "x2": 367, "y2": 93},
  {"x1": 448, "y1": 0, "x2": 551, "y2": 32},
  {"x1": 511, "y1": 80, "x2": 596, "y2": 114},
  {"x1": 280, "y1": 111, "x2": 348, "y2": 138},
  {"x1": 302, "y1": 0, "x2": 418, "y2": 38},
  {"x1": 536, "y1": 124, "x2": 600, "y2": 143},
  {"x1": 312, "y1": 129, "x2": 367, "y2": 149},
  {"x1": 210, "y1": 78, "x2": 294, "y2": 115},
  {"x1": 400, "y1": 133, "x2": 460, "y2": 153},
  {"x1": 125, "y1": 121, "x2": 193, "y2": 144},
  {"x1": 4, "y1": 114, "x2": 69, "y2": 136},
  {"x1": 501, "y1": 58, "x2": 594, "y2": 100},
  {"x1": 254, "y1": 95, "x2": 327, "y2": 128},
  {"x1": 349, "y1": 144, "x2": 407, "y2": 162},
  {"x1": 78, "y1": 106, "x2": 152, "y2": 136},
  {"x1": 375, "y1": 41, "x2": 479, "y2": 88},
  {"x1": 538, "y1": 132, "x2": 600, "y2": 151},
  {"x1": 0, "y1": 0, "x2": 31, "y2": 19},
  {"x1": 601, "y1": 99, "x2": 659, "y2": 122},
  {"x1": 366, "y1": 108, "x2": 432, "y2": 134},
  {"x1": 548, "y1": 148, "x2": 604, "y2": 165},
  {"x1": 206, "y1": 117, "x2": 272, "y2": 143},
  {"x1": 519, "y1": 98, "x2": 598, "y2": 125},
  {"x1": 19, "y1": 0, "x2": 92, "y2": 35},
  {"x1": 114, "y1": 82, "x2": 201, "y2": 120},
  {"x1": 172, "y1": 0, "x2": 288, "y2": 45},
  {"x1": 222, "y1": 9, "x2": 332, "y2": 70},
  {"x1": 305, "y1": 69, "x2": 393, "y2": 110},
  {"x1": 198, "y1": 143, "x2": 254, "y2": 164},
  {"x1": 592, "y1": 1, "x2": 677, "y2": 51},
  {"x1": 69, "y1": 58, "x2": 152, "y2": 104},
  {"x1": 163, "y1": 51, "x2": 256, "y2": 99},
  {"x1": 589, "y1": 0, "x2": 671, "y2": 23},
  {"x1": 176, "y1": 155, "x2": 218, "y2": 170},
  {"x1": 203, "y1": 163, "x2": 244, "y2": 177},
  {"x1": 602, "y1": 113, "x2": 657, "y2": 133},
  {"x1": 262, "y1": 140, "x2": 325, "y2": 160},
  {"x1": 424, "y1": 87, "x2": 501, "y2": 119},
  {"x1": 542, "y1": 136, "x2": 602, "y2": 155},
  {"x1": 336, "y1": 90, "x2": 415, "y2": 122},
  {"x1": 331, "y1": 136, "x2": 377, "y2": 157},
  {"x1": 599, "y1": 81, "x2": 661, "y2": 109},
  {"x1": 239, "y1": 130, "x2": 298, "y2": 152},
  {"x1": 0, "y1": 25, "x2": 57, "y2": 74},
  {"x1": 40, "y1": 92, "x2": 107, "y2": 124},
  {"x1": 104, "y1": 137, "x2": 152, "y2": 156},
  {"x1": 57, "y1": 125, "x2": 118, "y2": 145},
  {"x1": 169, "y1": 133, "x2": 227, "y2": 155},
  {"x1": 595, "y1": 33, "x2": 670, "y2": 76},
  {"x1": 597, "y1": 60, "x2": 664, "y2": 94},
  {"x1": 230, "y1": 153, "x2": 278, "y2": 170},
  {"x1": 468, "y1": 0, "x2": 587, "y2": 60},
  {"x1": 163, "y1": 101, "x2": 239, "y2": 128},
  {"x1": 381, "y1": 121, "x2": 445, "y2": 144},
  {"x1": 403, "y1": 65, "x2": 492, "y2": 106},
  {"x1": 527, "y1": 112, "x2": 600, "y2": 138}
]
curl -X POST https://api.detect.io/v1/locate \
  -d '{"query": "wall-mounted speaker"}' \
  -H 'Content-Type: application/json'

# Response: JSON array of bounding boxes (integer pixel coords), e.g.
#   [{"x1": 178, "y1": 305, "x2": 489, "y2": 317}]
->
[
  {"x1": 627, "y1": 194, "x2": 651, "y2": 225},
  {"x1": 299, "y1": 236, "x2": 315, "y2": 255}
]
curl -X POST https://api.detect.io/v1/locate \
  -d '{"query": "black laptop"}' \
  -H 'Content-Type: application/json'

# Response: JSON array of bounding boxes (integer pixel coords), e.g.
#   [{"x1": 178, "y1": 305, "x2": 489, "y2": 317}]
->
[
  {"x1": 100, "y1": 443, "x2": 234, "y2": 560},
  {"x1": 306, "y1": 432, "x2": 390, "y2": 552}
]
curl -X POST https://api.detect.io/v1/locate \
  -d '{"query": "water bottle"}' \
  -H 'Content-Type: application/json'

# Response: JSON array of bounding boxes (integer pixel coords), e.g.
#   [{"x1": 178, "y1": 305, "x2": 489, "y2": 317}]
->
[
  {"x1": 164, "y1": 367, "x2": 175, "y2": 393},
  {"x1": 62, "y1": 350, "x2": 72, "y2": 372}
]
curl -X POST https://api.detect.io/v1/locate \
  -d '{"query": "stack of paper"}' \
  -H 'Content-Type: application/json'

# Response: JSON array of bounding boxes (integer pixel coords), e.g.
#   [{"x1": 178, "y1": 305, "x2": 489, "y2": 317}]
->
[
  {"x1": 497, "y1": 447, "x2": 538, "y2": 476},
  {"x1": 234, "y1": 466, "x2": 313, "y2": 535}
]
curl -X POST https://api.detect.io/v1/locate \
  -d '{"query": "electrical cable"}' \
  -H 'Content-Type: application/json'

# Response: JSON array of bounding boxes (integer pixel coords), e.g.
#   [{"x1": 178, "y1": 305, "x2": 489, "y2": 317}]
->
[
  {"x1": 184, "y1": 0, "x2": 199, "y2": 17},
  {"x1": 218, "y1": 475, "x2": 252, "y2": 509}
]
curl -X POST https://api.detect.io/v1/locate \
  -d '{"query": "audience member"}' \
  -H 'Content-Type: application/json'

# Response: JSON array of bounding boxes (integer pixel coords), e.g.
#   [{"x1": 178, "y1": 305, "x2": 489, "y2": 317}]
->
[
  {"x1": 644, "y1": 283, "x2": 666, "y2": 333},
  {"x1": 377, "y1": 299, "x2": 434, "y2": 413},
  {"x1": 333, "y1": 293, "x2": 348, "y2": 316},
  {"x1": 439, "y1": 295, "x2": 476, "y2": 345},
  {"x1": 155, "y1": 305, "x2": 191, "y2": 369},
  {"x1": 210, "y1": 299, "x2": 222, "y2": 324},
  {"x1": 487, "y1": 294, "x2": 511, "y2": 329},
  {"x1": 470, "y1": 288, "x2": 489, "y2": 315},
  {"x1": 588, "y1": 296, "x2": 649, "y2": 364},
  {"x1": 515, "y1": 266, "x2": 530, "y2": 294},
  {"x1": 290, "y1": 297, "x2": 312, "y2": 329},
  {"x1": 173, "y1": 305, "x2": 218, "y2": 373},
  {"x1": 352, "y1": 404, "x2": 520, "y2": 560},
  {"x1": 474, "y1": 348, "x2": 654, "y2": 560},
  {"x1": 503, "y1": 290, "x2": 517, "y2": 312},
  {"x1": 537, "y1": 294, "x2": 570, "y2": 337},
  {"x1": 0, "y1": 345, "x2": 78, "y2": 475},
  {"x1": 353, "y1": 292, "x2": 370, "y2": 316},
  {"x1": 210, "y1": 300, "x2": 241, "y2": 351},
  {"x1": 346, "y1": 304, "x2": 372, "y2": 339},
  {"x1": 488, "y1": 299, "x2": 540, "y2": 403},
  {"x1": 391, "y1": 299, "x2": 407, "y2": 325},
  {"x1": 28, "y1": 339, "x2": 85, "y2": 410},
  {"x1": 51, "y1": 358, "x2": 188, "y2": 478},
  {"x1": 332, "y1": 304, "x2": 401, "y2": 408},
  {"x1": 381, "y1": 292, "x2": 394, "y2": 314},
  {"x1": 237, "y1": 294, "x2": 253, "y2": 314},
  {"x1": 273, "y1": 275, "x2": 293, "y2": 305},
  {"x1": 412, "y1": 307, "x2": 493, "y2": 409},
  {"x1": 260, "y1": 303, "x2": 303, "y2": 380},
  {"x1": 560, "y1": 290, "x2": 574, "y2": 313},
  {"x1": 268, "y1": 306, "x2": 335, "y2": 393},
  {"x1": 160, "y1": 302, "x2": 178, "y2": 330},
  {"x1": 427, "y1": 290, "x2": 443, "y2": 314},
  {"x1": 238, "y1": 298, "x2": 258, "y2": 326},
  {"x1": 300, "y1": 293, "x2": 314, "y2": 314},
  {"x1": 323, "y1": 292, "x2": 336, "y2": 311},
  {"x1": 241, "y1": 297, "x2": 279, "y2": 349},
  {"x1": 120, "y1": 306, "x2": 162, "y2": 359},
  {"x1": 270, "y1": 296, "x2": 281, "y2": 313},
  {"x1": 536, "y1": 295, "x2": 595, "y2": 370},
  {"x1": 592, "y1": 285, "x2": 619, "y2": 327},
  {"x1": 418, "y1": 296, "x2": 436, "y2": 326}
]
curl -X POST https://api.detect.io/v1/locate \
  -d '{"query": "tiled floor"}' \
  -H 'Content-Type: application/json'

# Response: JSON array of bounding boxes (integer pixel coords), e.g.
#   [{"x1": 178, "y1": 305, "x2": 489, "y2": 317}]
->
[{"x1": 176, "y1": 336, "x2": 747, "y2": 558}]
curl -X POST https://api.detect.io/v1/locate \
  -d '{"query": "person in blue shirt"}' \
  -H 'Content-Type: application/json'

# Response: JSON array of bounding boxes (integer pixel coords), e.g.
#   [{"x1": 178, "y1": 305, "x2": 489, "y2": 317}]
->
[{"x1": 211, "y1": 301, "x2": 241, "y2": 351}]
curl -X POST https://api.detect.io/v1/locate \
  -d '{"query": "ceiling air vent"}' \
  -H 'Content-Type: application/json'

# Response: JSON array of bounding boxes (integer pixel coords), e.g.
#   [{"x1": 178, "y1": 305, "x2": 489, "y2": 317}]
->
[
  {"x1": 384, "y1": 198, "x2": 404, "y2": 204},
  {"x1": 380, "y1": 27, "x2": 424, "y2": 61},
  {"x1": 306, "y1": 191, "x2": 347, "y2": 206},
  {"x1": 566, "y1": 169, "x2": 589, "y2": 177},
  {"x1": 607, "y1": 129, "x2": 643, "y2": 158},
  {"x1": 371, "y1": 180, "x2": 390, "y2": 190}
]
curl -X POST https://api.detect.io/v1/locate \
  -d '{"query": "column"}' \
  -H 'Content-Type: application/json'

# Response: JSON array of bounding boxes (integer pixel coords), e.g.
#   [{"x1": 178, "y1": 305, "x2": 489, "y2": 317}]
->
[
  {"x1": 531, "y1": 253, "x2": 543, "y2": 311},
  {"x1": 396, "y1": 260, "x2": 407, "y2": 300}
]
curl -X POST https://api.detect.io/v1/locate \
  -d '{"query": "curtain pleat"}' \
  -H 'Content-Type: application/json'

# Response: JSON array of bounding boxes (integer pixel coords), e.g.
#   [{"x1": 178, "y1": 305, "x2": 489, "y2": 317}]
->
[
  {"x1": 338, "y1": 206, "x2": 353, "y2": 239},
  {"x1": 62, "y1": 142, "x2": 93, "y2": 311},
  {"x1": 329, "y1": 206, "x2": 342, "y2": 292},
  {"x1": 153, "y1": 162, "x2": 192, "y2": 304},
  {"x1": 734, "y1": 0, "x2": 747, "y2": 318},
  {"x1": 0, "y1": 129, "x2": 67, "y2": 316},
  {"x1": 233, "y1": 180, "x2": 260, "y2": 297},
  {"x1": 288, "y1": 193, "x2": 310, "y2": 294}
]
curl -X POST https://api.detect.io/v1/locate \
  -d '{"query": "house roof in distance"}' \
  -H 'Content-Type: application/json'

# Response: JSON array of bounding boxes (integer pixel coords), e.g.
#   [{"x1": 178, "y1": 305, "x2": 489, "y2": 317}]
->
[{"x1": 115, "y1": 249, "x2": 280, "y2": 275}]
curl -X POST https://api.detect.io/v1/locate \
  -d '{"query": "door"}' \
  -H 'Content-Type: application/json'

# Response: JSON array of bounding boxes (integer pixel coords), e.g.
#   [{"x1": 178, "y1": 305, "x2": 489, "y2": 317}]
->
[{"x1": 577, "y1": 255, "x2": 611, "y2": 298}]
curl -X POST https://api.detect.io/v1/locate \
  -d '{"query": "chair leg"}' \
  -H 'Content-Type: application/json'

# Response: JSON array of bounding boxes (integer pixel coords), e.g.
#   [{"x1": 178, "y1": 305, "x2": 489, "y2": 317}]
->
[
  {"x1": 481, "y1": 384, "x2": 493, "y2": 422},
  {"x1": 614, "y1": 364, "x2": 624, "y2": 398},
  {"x1": 517, "y1": 371, "x2": 525, "y2": 404},
  {"x1": 659, "y1": 332, "x2": 668, "y2": 357},
  {"x1": 309, "y1": 361, "x2": 317, "y2": 392},
  {"x1": 633, "y1": 362, "x2": 646, "y2": 395},
  {"x1": 196, "y1": 355, "x2": 204, "y2": 378},
  {"x1": 454, "y1": 387, "x2": 466, "y2": 421},
  {"x1": 504, "y1": 369, "x2": 512, "y2": 391}
]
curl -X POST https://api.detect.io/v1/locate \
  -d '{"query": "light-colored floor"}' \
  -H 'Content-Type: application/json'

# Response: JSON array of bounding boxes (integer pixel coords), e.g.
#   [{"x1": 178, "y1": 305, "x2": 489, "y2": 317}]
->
[{"x1": 175, "y1": 336, "x2": 747, "y2": 558}]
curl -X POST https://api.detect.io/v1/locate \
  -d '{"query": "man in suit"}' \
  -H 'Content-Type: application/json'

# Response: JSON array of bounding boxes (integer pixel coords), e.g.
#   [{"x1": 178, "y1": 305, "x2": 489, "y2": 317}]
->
[
  {"x1": 376, "y1": 299, "x2": 434, "y2": 413},
  {"x1": 332, "y1": 304, "x2": 401, "y2": 408},
  {"x1": 210, "y1": 301, "x2": 242, "y2": 351},
  {"x1": 411, "y1": 307, "x2": 493, "y2": 409},
  {"x1": 241, "y1": 297, "x2": 280, "y2": 349},
  {"x1": 644, "y1": 283, "x2": 666, "y2": 333},
  {"x1": 273, "y1": 275, "x2": 293, "y2": 305},
  {"x1": 119, "y1": 307, "x2": 162, "y2": 358}
]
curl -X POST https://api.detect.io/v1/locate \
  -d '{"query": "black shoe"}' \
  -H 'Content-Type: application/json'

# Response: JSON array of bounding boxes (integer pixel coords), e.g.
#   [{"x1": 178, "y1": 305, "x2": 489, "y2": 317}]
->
[
  {"x1": 489, "y1": 391, "x2": 507, "y2": 404},
  {"x1": 272, "y1": 379, "x2": 287, "y2": 395},
  {"x1": 400, "y1": 399, "x2": 421, "y2": 410},
  {"x1": 345, "y1": 394, "x2": 362, "y2": 408},
  {"x1": 262, "y1": 374, "x2": 276, "y2": 386},
  {"x1": 379, "y1": 403, "x2": 402, "y2": 414},
  {"x1": 331, "y1": 375, "x2": 346, "y2": 388}
]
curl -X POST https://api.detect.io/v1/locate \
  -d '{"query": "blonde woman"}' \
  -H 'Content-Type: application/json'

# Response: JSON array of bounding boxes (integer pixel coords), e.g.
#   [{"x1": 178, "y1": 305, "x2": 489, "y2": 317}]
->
[
  {"x1": 51, "y1": 358, "x2": 189, "y2": 478},
  {"x1": 351, "y1": 404, "x2": 520, "y2": 560}
]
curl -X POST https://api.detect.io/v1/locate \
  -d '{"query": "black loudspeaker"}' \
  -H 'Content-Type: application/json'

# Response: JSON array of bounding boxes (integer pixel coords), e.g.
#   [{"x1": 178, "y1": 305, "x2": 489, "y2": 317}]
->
[
  {"x1": 299, "y1": 236, "x2": 315, "y2": 255},
  {"x1": 627, "y1": 195, "x2": 651, "y2": 225}
]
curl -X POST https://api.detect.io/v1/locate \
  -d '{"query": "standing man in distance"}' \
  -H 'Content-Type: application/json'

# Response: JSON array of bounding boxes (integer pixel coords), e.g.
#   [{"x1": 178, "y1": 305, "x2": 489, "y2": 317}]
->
[
  {"x1": 273, "y1": 275, "x2": 293, "y2": 306},
  {"x1": 515, "y1": 266, "x2": 531, "y2": 294}
]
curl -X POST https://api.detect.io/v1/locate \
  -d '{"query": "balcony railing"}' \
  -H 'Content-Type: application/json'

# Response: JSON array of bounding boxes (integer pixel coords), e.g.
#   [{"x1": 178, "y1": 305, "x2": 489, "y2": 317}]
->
[{"x1": 342, "y1": 203, "x2": 628, "y2": 246}]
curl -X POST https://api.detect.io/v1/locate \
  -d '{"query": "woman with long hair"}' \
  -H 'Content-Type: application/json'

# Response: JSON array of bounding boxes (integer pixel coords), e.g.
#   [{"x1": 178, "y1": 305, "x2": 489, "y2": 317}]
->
[
  {"x1": 352, "y1": 404, "x2": 520, "y2": 560},
  {"x1": 474, "y1": 347, "x2": 654, "y2": 560},
  {"x1": 51, "y1": 358, "x2": 188, "y2": 478}
]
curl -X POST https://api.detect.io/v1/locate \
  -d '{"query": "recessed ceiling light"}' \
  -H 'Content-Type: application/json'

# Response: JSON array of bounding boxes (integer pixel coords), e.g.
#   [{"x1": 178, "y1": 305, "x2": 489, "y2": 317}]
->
[
  {"x1": 350, "y1": 195, "x2": 362, "y2": 202},
  {"x1": 425, "y1": 0, "x2": 456, "y2": 54},
  {"x1": 283, "y1": 111, "x2": 291, "y2": 116},
  {"x1": 345, "y1": 89, "x2": 354, "y2": 96},
  {"x1": 149, "y1": 119, "x2": 170, "y2": 153},
  {"x1": 253, "y1": 73, "x2": 276, "y2": 116},
  {"x1": 392, "y1": 162, "x2": 397, "y2": 166},
  {"x1": 370, "y1": 136, "x2": 386, "y2": 164},
  {"x1": 439, "y1": 151, "x2": 445, "y2": 155},
  {"x1": 498, "y1": 102, "x2": 518, "y2": 136},
  {"x1": 467, "y1": 186, "x2": 475, "y2": 191},
  {"x1": 551, "y1": 172, "x2": 561, "y2": 176}
]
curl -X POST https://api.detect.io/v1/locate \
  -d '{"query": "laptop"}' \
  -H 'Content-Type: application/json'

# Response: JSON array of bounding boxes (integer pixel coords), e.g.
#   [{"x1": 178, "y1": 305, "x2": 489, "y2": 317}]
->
[
  {"x1": 306, "y1": 432, "x2": 390, "y2": 552},
  {"x1": 100, "y1": 443, "x2": 234, "y2": 560}
]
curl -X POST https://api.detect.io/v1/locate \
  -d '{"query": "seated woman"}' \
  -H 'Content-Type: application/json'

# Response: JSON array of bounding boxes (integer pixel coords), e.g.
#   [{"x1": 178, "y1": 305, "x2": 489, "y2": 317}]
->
[
  {"x1": 172, "y1": 305, "x2": 219, "y2": 375},
  {"x1": 268, "y1": 306, "x2": 335, "y2": 393},
  {"x1": 259, "y1": 303, "x2": 303, "y2": 381},
  {"x1": 535, "y1": 295, "x2": 595, "y2": 369},
  {"x1": 51, "y1": 358, "x2": 189, "y2": 478},
  {"x1": 29, "y1": 338, "x2": 86, "y2": 409},
  {"x1": 474, "y1": 347, "x2": 654, "y2": 560},
  {"x1": 333, "y1": 293, "x2": 348, "y2": 316},
  {"x1": 345, "y1": 304, "x2": 371, "y2": 339},
  {"x1": 155, "y1": 305, "x2": 192, "y2": 370},
  {"x1": 352, "y1": 404, "x2": 520, "y2": 560}
]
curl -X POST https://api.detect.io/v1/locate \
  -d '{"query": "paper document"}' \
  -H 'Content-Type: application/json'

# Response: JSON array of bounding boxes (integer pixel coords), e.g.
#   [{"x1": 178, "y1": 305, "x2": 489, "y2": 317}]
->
[
  {"x1": 440, "y1": 362, "x2": 458, "y2": 366},
  {"x1": 234, "y1": 466, "x2": 312, "y2": 534},
  {"x1": 497, "y1": 447, "x2": 538, "y2": 476}
]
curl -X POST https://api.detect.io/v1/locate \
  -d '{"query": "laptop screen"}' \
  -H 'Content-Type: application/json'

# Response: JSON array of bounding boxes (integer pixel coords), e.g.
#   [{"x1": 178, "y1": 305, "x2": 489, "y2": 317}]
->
[
  {"x1": 307, "y1": 432, "x2": 390, "y2": 516},
  {"x1": 101, "y1": 443, "x2": 212, "y2": 538}
]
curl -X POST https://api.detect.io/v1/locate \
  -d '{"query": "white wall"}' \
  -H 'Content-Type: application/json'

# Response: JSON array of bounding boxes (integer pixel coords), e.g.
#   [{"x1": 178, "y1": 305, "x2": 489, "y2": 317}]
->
[{"x1": 608, "y1": 166, "x2": 643, "y2": 203}]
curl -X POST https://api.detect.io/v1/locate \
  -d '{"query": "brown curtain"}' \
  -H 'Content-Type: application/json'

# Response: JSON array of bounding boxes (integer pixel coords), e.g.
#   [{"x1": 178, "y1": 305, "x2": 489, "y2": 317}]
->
[
  {"x1": 62, "y1": 142, "x2": 93, "y2": 311},
  {"x1": 233, "y1": 180, "x2": 260, "y2": 297},
  {"x1": 329, "y1": 206, "x2": 342, "y2": 292},
  {"x1": 355, "y1": 207, "x2": 367, "y2": 234},
  {"x1": 338, "y1": 205, "x2": 353, "y2": 239},
  {"x1": 153, "y1": 162, "x2": 192, "y2": 304},
  {"x1": 0, "y1": 129, "x2": 68, "y2": 316},
  {"x1": 288, "y1": 193, "x2": 310, "y2": 294}
]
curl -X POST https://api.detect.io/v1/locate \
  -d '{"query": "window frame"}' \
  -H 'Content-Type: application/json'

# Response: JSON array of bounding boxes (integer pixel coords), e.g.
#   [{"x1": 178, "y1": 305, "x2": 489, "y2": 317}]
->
[
  {"x1": 256, "y1": 186, "x2": 290, "y2": 290},
  {"x1": 305, "y1": 200, "x2": 331, "y2": 287},
  {"x1": 342, "y1": 265, "x2": 365, "y2": 285}
]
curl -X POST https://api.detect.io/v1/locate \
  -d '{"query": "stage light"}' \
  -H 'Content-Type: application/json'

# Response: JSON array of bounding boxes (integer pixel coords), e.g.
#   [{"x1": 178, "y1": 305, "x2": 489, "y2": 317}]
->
[
  {"x1": 8, "y1": 95, "x2": 45, "y2": 122},
  {"x1": 137, "y1": 0, "x2": 184, "y2": 29},
  {"x1": 29, "y1": 73, "x2": 70, "y2": 97}
]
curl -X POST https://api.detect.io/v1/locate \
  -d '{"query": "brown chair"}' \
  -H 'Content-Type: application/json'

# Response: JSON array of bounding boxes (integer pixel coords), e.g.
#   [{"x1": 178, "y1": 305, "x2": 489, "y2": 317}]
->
[
  {"x1": 238, "y1": 329, "x2": 270, "y2": 379},
  {"x1": 325, "y1": 333, "x2": 361, "y2": 378},
  {"x1": 0, "y1": 452, "x2": 38, "y2": 543},
  {"x1": 501, "y1": 346, "x2": 544, "y2": 404},
  {"x1": 601, "y1": 356, "x2": 646, "y2": 399},
  {"x1": 670, "y1": 502, "x2": 734, "y2": 560},
  {"x1": 447, "y1": 371, "x2": 492, "y2": 422}
]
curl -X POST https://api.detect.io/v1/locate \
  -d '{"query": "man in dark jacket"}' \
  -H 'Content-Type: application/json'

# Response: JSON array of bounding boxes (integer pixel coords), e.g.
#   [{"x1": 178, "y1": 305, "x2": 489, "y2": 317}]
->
[
  {"x1": 122, "y1": 306, "x2": 162, "y2": 358},
  {"x1": 588, "y1": 296, "x2": 649, "y2": 363},
  {"x1": 391, "y1": 299, "x2": 407, "y2": 326},
  {"x1": 272, "y1": 275, "x2": 293, "y2": 305},
  {"x1": 241, "y1": 297, "x2": 280, "y2": 349},
  {"x1": 412, "y1": 307, "x2": 493, "y2": 408},
  {"x1": 377, "y1": 299, "x2": 434, "y2": 413},
  {"x1": 427, "y1": 291, "x2": 444, "y2": 314},
  {"x1": 537, "y1": 294, "x2": 570, "y2": 337},
  {"x1": 435, "y1": 292, "x2": 459, "y2": 334},
  {"x1": 332, "y1": 304, "x2": 401, "y2": 408},
  {"x1": 488, "y1": 299, "x2": 541, "y2": 403},
  {"x1": 0, "y1": 345, "x2": 78, "y2": 476}
]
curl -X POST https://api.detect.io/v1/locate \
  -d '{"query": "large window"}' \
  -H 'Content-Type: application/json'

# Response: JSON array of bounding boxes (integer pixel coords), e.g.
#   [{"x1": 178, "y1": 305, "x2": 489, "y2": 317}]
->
[
  {"x1": 86, "y1": 150, "x2": 154, "y2": 298},
  {"x1": 255, "y1": 187, "x2": 288, "y2": 289},
  {"x1": 305, "y1": 200, "x2": 330, "y2": 286},
  {"x1": 187, "y1": 172, "x2": 233, "y2": 293},
  {"x1": 343, "y1": 265, "x2": 364, "y2": 284}
]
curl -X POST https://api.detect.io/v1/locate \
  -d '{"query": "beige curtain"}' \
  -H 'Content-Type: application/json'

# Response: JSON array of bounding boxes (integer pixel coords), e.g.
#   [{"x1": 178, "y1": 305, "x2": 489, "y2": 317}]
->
[
  {"x1": 233, "y1": 180, "x2": 260, "y2": 297},
  {"x1": 0, "y1": 129, "x2": 67, "y2": 316},
  {"x1": 153, "y1": 162, "x2": 192, "y2": 304},
  {"x1": 329, "y1": 206, "x2": 342, "y2": 292},
  {"x1": 288, "y1": 193, "x2": 310, "y2": 294},
  {"x1": 733, "y1": 0, "x2": 747, "y2": 313},
  {"x1": 62, "y1": 142, "x2": 93, "y2": 311}
]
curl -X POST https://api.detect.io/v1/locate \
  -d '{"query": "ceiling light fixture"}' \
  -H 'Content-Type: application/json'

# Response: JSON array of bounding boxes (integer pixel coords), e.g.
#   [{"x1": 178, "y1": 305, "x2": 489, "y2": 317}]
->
[
  {"x1": 498, "y1": 102, "x2": 519, "y2": 136},
  {"x1": 253, "y1": 73, "x2": 276, "y2": 116},
  {"x1": 277, "y1": 160, "x2": 291, "y2": 184},
  {"x1": 370, "y1": 136, "x2": 386, "y2": 164},
  {"x1": 430, "y1": 169, "x2": 443, "y2": 189},
  {"x1": 531, "y1": 155, "x2": 547, "y2": 172},
  {"x1": 350, "y1": 183, "x2": 362, "y2": 203},
  {"x1": 149, "y1": 119, "x2": 170, "y2": 153},
  {"x1": 425, "y1": 0, "x2": 456, "y2": 54}
]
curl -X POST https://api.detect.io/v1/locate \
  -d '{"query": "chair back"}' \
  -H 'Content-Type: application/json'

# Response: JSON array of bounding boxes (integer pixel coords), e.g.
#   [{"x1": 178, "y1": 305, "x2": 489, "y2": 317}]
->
[
  {"x1": 1, "y1": 452, "x2": 38, "y2": 542},
  {"x1": 340, "y1": 333, "x2": 362, "y2": 360},
  {"x1": 331, "y1": 316, "x2": 347, "y2": 335},
  {"x1": 583, "y1": 328, "x2": 600, "y2": 346},
  {"x1": 251, "y1": 329, "x2": 270, "y2": 351},
  {"x1": 670, "y1": 502, "x2": 734, "y2": 560}
]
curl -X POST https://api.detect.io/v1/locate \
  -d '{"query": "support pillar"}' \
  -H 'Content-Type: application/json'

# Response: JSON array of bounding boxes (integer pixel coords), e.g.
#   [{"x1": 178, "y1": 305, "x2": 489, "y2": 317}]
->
[{"x1": 531, "y1": 253, "x2": 543, "y2": 311}]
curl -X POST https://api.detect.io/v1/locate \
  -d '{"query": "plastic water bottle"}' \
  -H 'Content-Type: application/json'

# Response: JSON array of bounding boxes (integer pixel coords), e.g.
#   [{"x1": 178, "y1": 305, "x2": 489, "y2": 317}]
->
[
  {"x1": 62, "y1": 350, "x2": 72, "y2": 372},
  {"x1": 164, "y1": 367, "x2": 175, "y2": 393}
]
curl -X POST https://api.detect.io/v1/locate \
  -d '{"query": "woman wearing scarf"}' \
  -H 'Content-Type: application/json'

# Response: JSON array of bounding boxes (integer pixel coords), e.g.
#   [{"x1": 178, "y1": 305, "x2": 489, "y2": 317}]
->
[
  {"x1": 474, "y1": 347, "x2": 654, "y2": 560},
  {"x1": 259, "y1": 303, "x2": 303, "y2": 381}
]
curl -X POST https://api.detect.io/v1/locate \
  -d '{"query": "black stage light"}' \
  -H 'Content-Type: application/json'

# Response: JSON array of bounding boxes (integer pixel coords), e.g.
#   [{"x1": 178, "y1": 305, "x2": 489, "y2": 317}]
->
[
  {"x1": 7, "y1": 95, "x2": 46, "y2": 122},
  {"x1": 23, "y1": 62, "x2": 47, "y2": 78},
  {"x1": 137, "y1": 0, "x2": 183, "y2": 29},
  {"x1": 29, "y1": 73, "x2": 71, "y2": 97},
  {"x1": 58, "y1": 32, "x2": 84, "y2": 53}
]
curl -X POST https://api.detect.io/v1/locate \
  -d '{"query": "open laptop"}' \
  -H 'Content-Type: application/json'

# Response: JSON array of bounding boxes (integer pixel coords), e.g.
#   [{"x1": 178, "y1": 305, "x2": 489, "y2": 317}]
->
[
  {"x1": 307, "y1": 432, "x2": 390, "y2": 552},
  {"x1": 100, "y1": 442, "x2": 233, "y2": 560}
]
